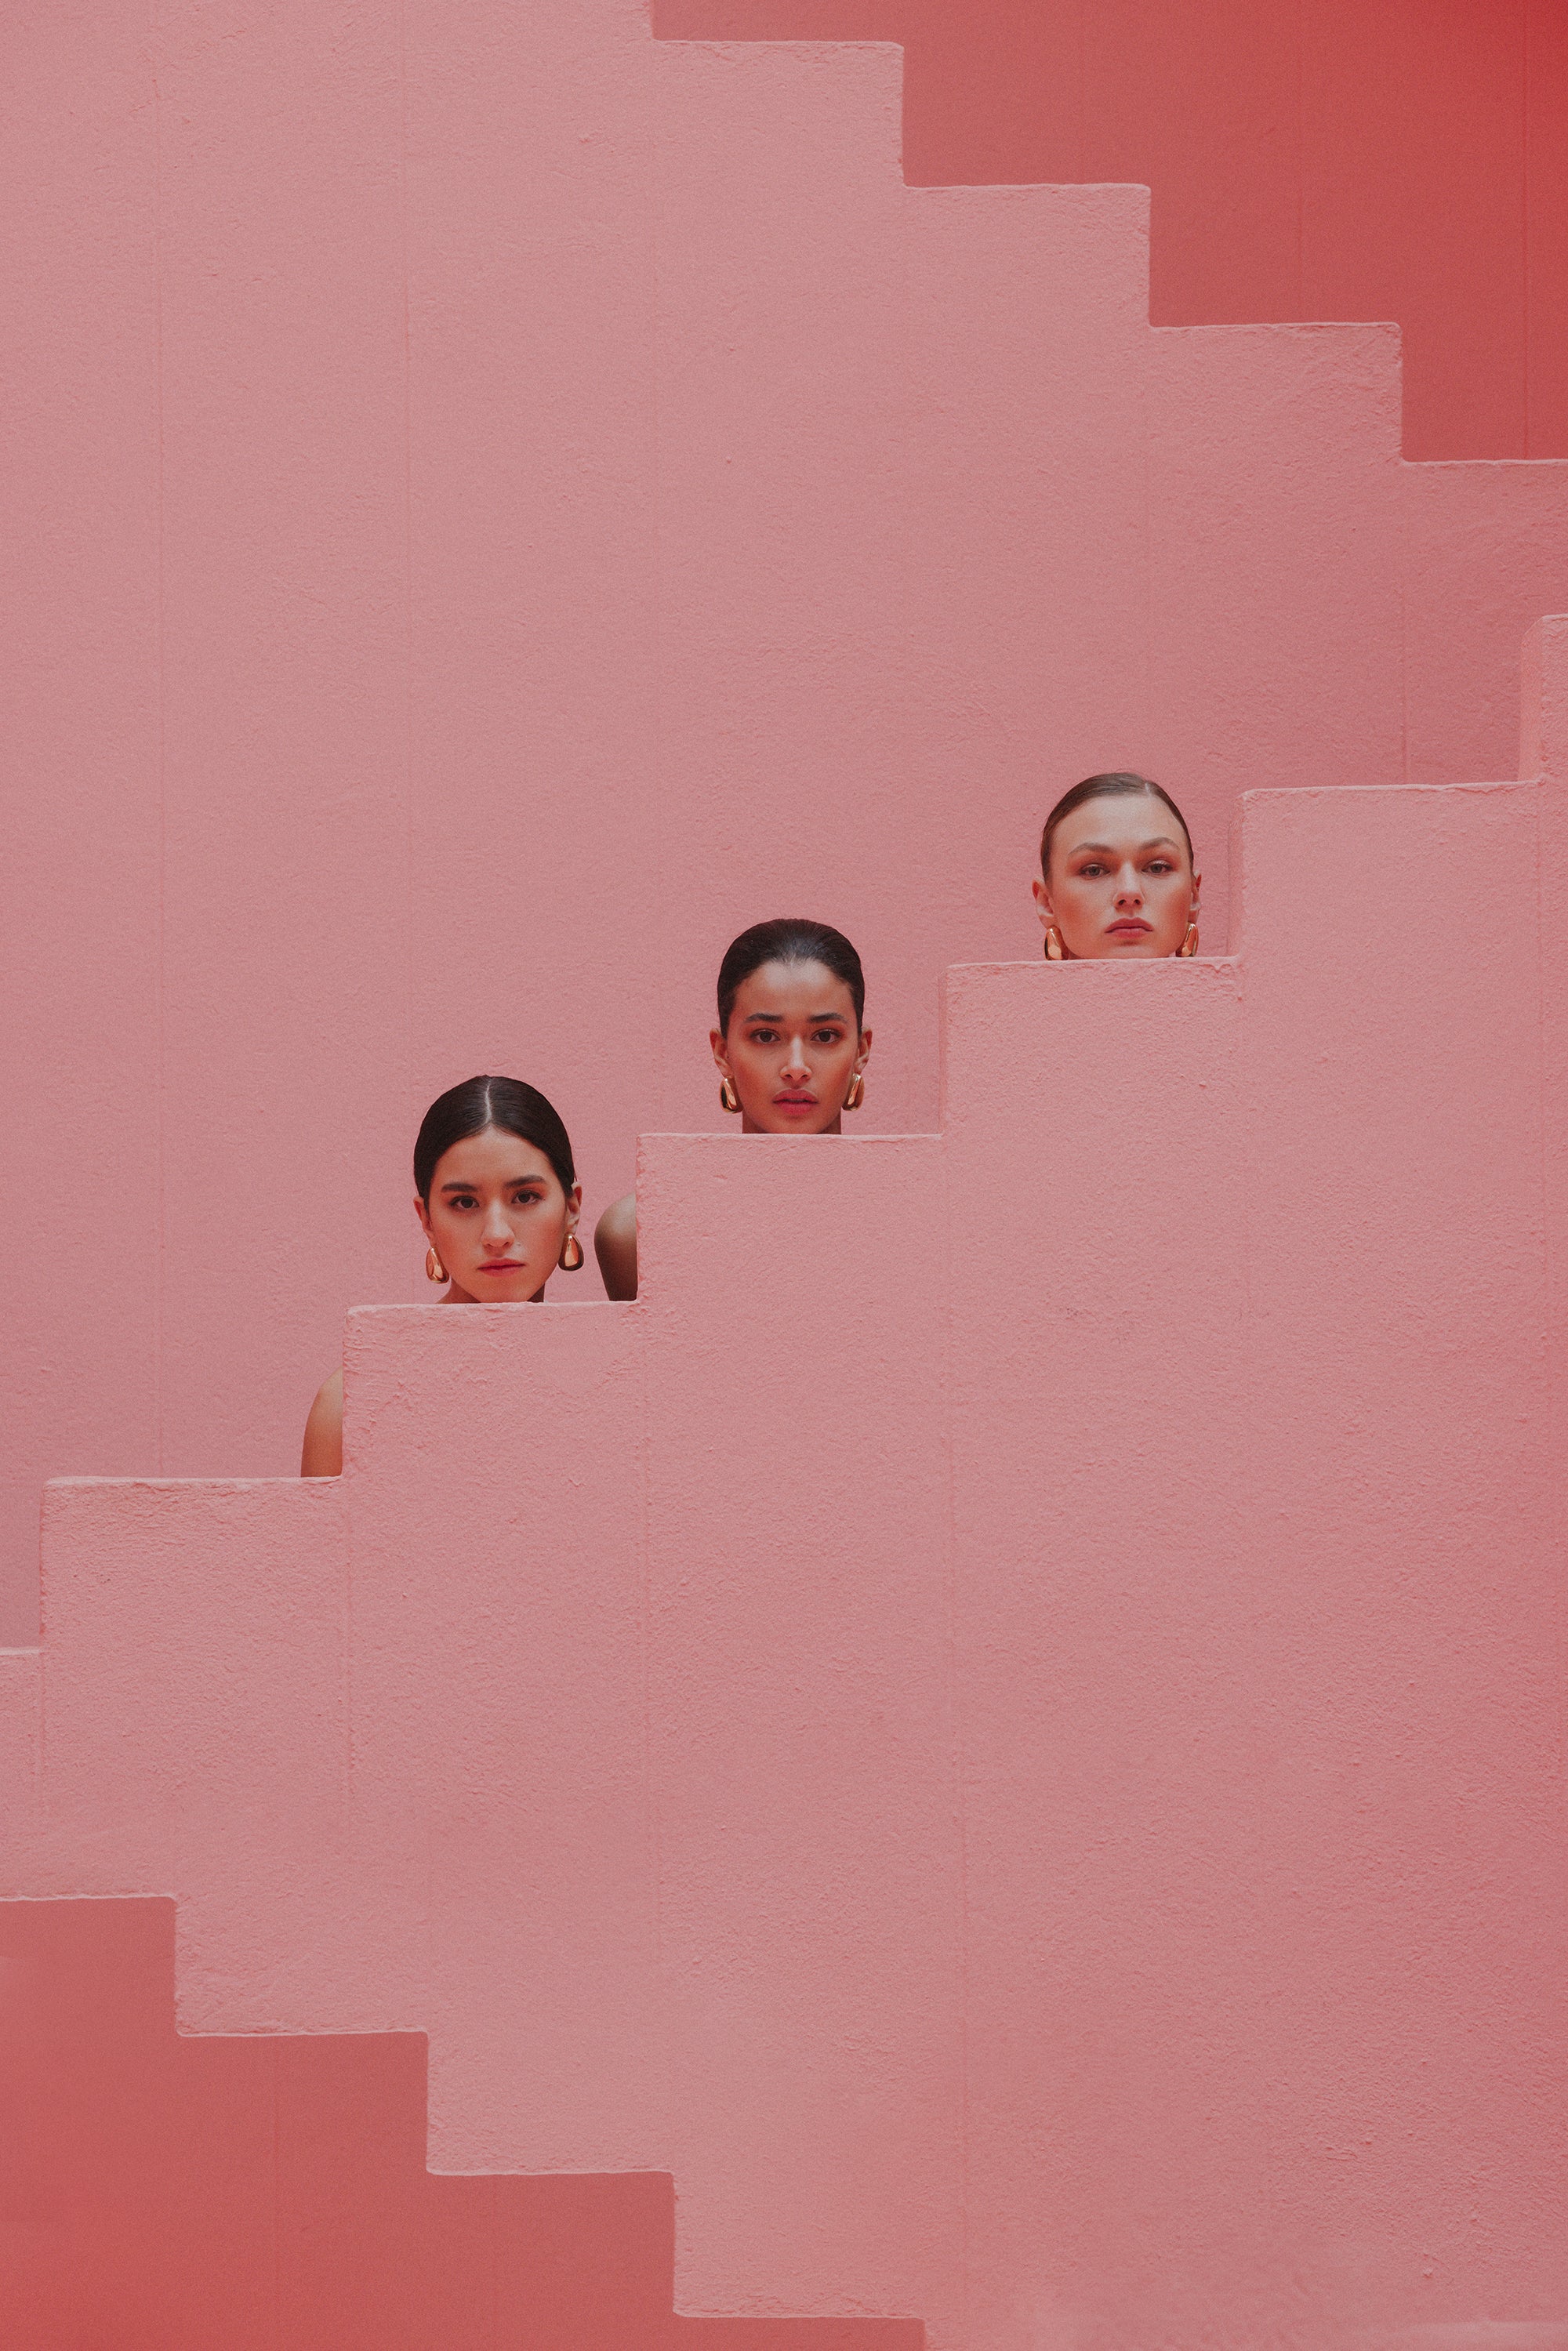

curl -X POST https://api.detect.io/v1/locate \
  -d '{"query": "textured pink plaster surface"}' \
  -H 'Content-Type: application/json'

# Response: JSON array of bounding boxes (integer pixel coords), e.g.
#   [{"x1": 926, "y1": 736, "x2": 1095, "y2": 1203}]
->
[
  {"x1": 0, "y1": 1896, "x2": 919, "y2": 2348},
  {"x1": 2, "y1": 0, "x2": 1568, "y2": 1638},
  {"x1": 655, "y1": 0, "x2": 1568, "y2": 463},
  {"x1": 0, "y1": 1894, "x2": 654, "y2": 2348},
  {"x1": 3, "y1": 635, "x2": 1566, "y2": 2344}
]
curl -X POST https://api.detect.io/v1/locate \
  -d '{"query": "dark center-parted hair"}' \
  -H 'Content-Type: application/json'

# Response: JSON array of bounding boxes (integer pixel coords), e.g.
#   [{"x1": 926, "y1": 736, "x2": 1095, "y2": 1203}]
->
[
  {"x1": 414, "y1": 1076, "x2": 575, "y2": 1203},
  {"x1": 1040, "y1": 772, "x2": 1195, "y2": 880},
  {"x1": 716, "y1": 919, "x2": 866, "y2": 1034}
]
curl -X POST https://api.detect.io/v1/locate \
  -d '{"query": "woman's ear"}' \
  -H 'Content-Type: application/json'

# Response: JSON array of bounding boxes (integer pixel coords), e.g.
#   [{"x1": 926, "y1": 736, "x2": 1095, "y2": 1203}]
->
[
  {"x1": 1032, "y1": 876, "x2": 1054, "y2": 930},
  {"x1": 710, "y1": 1025, "x2": 733, "y2": 1081},
  {"x1": 414, "y1": 1195, "x2": 434, "y2": 1242},
  {"x1": 855, "y1": 1024, "x2": 873, "y2": 1074},
  {"x1": 566, "y1": 1182, "x2": 583, "y2": 1232},
  {"x1": 1190, "y1": 869, "x2": 1203, "y2": 912}
]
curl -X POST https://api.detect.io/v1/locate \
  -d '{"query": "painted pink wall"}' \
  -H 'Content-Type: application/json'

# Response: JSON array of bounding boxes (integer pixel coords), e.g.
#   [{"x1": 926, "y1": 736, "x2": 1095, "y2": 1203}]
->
[
  {"x1": 5, "y1": 628, "x2": 1566, "y2": 2343},
  {"x1": 0, "y1": 1896, "x2": 916, "y2": 2348},
  {"x1": 655, "y1": 0, "x2": 1568, "y2": 462},
  {"x1": 2, "y1": 0, "x2": 1567, "y2": 1645}
]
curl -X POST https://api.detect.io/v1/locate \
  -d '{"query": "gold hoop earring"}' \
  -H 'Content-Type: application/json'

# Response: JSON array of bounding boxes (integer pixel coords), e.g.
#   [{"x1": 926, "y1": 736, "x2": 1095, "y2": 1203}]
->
[
  {"x1": 1179, "y1": 918, "x2": 1199, "y2": 957},
  {"x1": 425, "y1": 1246, "x2": 448, "y2": 1284},
  {"x1": 720, "y1": 1076, "x2": 740, "y2": 1113},
  {"x1": 843, "y1": 1072, "x2": 865, "y2": 1112},
  {"x1": 1044, "y1": 923, "x2": 1066, "y2": 962},
  {"x1": 558, "y1": 1230, "x2": 584, "y2": 1272}
]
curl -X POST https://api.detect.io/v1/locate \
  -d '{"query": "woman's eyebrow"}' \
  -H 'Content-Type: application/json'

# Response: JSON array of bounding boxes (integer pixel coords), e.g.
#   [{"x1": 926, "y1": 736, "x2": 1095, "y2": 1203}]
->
[
  {"x1": 441, "y1": 1175, "x2": 541, "y2": 1192},
  {"x1": 1071, "y1": 835, "x2": 1179, "y2": 854},
  {"x1": 743, "y1": 1008, "x2": 847, "y2": 1021}
]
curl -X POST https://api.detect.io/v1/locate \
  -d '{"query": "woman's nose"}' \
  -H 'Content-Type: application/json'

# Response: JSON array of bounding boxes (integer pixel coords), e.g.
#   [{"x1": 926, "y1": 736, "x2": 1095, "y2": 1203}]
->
[
  {"x1": 481, "y1": 1203, "x2": 512, "y2": 1249},
  {"x1": 1115, "y1": 869, "x2": 1145, "y2": 905},
  {"x1": 782, "y1": 1038, "x2": 811, "y2": 1078}
]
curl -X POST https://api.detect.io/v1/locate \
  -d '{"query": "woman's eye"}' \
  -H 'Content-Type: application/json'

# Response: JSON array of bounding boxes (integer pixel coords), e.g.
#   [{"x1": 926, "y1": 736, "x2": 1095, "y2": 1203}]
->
[
  {"x1": 813, "y1": 1030, "x2": 842, "y2": 1045},
  {"x1": 750, "y1": 1028, "x2": 779, "y2": 1043},
  {"x1": 450, "y1": 1195, "x2": 477, "y2": 1210},
  {"x1": 1080, "y1": 862, "x2": 1105, "y2": 877},
  {"x1": 1149, "y1": 860, "x2": 1172, "y2": 873}
]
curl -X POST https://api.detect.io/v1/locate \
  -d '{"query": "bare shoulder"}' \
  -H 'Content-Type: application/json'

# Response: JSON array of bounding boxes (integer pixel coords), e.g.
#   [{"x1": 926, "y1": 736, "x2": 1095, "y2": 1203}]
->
[
  {"x1": 594, "y1": 1191, "x2": 639, "y2": 1301},
  {"x1": 301, "y1": 1367, "x2": 344, "y2": 1478}
]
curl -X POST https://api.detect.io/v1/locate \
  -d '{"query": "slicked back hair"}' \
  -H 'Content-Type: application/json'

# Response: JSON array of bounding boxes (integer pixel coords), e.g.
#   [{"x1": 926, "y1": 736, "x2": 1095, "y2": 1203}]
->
[
  {"x1": 716, "y1": 919, "x2": 866, "y2": 1034},
  {"x1": 1040, "y1": 772, "x2": 1194, "y2": 880},
  {"x1": 413, "y1": 1075, "x2": 575, "y2": 1203}
]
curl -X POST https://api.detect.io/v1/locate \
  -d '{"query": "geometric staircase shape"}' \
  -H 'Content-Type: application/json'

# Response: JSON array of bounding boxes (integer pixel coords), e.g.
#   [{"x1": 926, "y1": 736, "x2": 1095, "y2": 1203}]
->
[
  {"x1": 652, "y1": 0, "x2": 1568, "y2": 462},
  {"x1": 7, "y1": 629, "x2": 1568, "y2": 2343},
  {"x1": 0, "y1": 1897, "x2": 923, "y2": 2348},
  {"x1": 5, "y1": 0, "x2": 1568, "y2": 1655}
]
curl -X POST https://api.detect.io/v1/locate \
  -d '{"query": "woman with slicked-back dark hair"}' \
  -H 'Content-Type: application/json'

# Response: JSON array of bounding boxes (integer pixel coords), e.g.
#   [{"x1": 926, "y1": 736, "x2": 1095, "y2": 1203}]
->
[
  {"x1": 594, "y1": 918, "x2": 872, "y2": 1301},
  {"x1": 301, "y1": 1075, "x2": 583, "y2": 1477},
  {"x1": 1033, "y1": 771, "x2": 1201, "y2": 960}
]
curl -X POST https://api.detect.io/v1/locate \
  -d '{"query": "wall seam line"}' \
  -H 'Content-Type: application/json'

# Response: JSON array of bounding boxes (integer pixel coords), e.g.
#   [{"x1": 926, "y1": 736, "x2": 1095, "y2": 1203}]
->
[
  {"x1": 940, "y1": 1112, "x2": 969, "y2": 2342},
  {"x1": 398, "y1": 0, "x2": 416, "y2": 1177},
  {"x1": 151, "y1": 13, "x2": 167, "y2": 1477}
]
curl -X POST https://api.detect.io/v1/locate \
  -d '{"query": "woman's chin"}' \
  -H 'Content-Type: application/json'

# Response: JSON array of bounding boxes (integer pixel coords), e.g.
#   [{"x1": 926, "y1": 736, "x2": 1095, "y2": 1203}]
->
[{"x1": 456, "y1": 1273, "x2": 543, "y2": 1304}]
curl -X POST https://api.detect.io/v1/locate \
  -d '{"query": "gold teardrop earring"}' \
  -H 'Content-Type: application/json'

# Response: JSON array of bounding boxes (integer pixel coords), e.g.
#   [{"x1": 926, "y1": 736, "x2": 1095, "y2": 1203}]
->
[
  {"x1": 558, "y1": 1229, "x2": 585, "y2": 1272},
  {"x1": 843, "y1": 1072, "x2": 865, "y2": 1112},
  {"x1": 720, "y1": 1075, "x2": 740, "y2": 1113},
  {"x1": 425, "y1": 1246, "x2": 448, "y2": 1284},
  {"x1": 1179, "y1": 916, "x2": 1200, "y2": 957},
  {"x1": 1044, "y1": 923, "x2": 1066, "y2": 962}
]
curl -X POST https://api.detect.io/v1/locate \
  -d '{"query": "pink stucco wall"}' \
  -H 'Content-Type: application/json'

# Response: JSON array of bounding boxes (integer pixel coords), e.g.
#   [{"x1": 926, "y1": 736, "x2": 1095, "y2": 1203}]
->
[
  {"x1": 0, "y1": 1896, "x2": 916, "y2": 2347},
  {"x1": 3, "y1": 0, "x2": 1568, "y2": 1643},
  {"x1": 4, "y1": 626, "x2": 1566, "y2": 2344},
  {"x1": 655, "y1": 0, "x2": 1568, "y2": 462},
  {"x1": 4, "y1": 3, "x2": 1568, "y2": 2331}
]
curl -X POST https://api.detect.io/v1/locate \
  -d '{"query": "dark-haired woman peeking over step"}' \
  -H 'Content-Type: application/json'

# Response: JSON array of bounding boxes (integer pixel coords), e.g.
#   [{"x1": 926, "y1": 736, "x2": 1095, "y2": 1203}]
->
[
  {"x1": 301, "y1": 1074, "x2": 584, "y2": 1477},
  {"x1": 1033, "y1": 771, "x2": 1201, "y2": 960},
  {"x1": 594, "y1": 918, "x2": 871, "y2": 1304}
]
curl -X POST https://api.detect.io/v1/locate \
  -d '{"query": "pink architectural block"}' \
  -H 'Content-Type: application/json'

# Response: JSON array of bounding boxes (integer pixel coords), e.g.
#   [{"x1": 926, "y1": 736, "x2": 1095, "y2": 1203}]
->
[
  {"x1": 655, "y1": 0, "x2": 1568, "y2": 463},
  {"x1": 4, "y1": 0, "x2": 1568, "y2": 1646},
  {"x1": 0, "y1": 1895, "x2": 919, "y2": 2346},
  {"x1": 4, "y1": 633, "x2": 1566, "y2": 2345}
]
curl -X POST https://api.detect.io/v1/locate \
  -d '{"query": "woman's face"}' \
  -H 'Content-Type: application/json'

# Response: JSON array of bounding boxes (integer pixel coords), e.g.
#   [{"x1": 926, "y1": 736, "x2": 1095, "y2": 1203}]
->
[
  {"x1": 416, "y1": 1126, "x2": 581, "y2": 1303},
  {"x1": 1033, "y1": 796, "x2": 1200, "y2": 960},
  {"x1": 711, "y1": 959, "x2": 871, "y2": 1134}
]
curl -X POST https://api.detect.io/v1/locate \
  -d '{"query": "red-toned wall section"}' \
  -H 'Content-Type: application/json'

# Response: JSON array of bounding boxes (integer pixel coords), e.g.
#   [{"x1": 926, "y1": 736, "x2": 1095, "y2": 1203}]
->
[
  {"x1": 654, "y1": 0, "x2": 1568, "y2": 459},
  {"x1": 0, "y1": 1898, "x2": 923, "y2": 2349}
]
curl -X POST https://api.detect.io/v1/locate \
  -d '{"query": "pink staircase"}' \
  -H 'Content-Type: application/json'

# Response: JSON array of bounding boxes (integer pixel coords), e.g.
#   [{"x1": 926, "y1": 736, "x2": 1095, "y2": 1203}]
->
[
  {"x1": 5, "y1": 625, "x2": 1568, "y2": 2344},
  {"x1": 3, "y1": 0, "x2": 1568, "y2": 1646},
  {"x1": 4, "y1": 1, "x2": 1568, "y2": 2340},
  {"x1": 653, "y1": 0, "x2": 1568, "y2": 460},
  {"x1": 0, "y1": 1896, "x2": 920, "y2": 2349}
]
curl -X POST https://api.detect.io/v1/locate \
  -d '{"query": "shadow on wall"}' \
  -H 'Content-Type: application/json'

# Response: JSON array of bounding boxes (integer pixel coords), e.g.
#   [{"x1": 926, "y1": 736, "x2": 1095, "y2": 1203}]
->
[
  {"x1": 653, "y1": 0, "x2": 1568, "y2": 459},
  {"x1": 0, "y1": 1897, "x2": 924, "y2": 2350}
]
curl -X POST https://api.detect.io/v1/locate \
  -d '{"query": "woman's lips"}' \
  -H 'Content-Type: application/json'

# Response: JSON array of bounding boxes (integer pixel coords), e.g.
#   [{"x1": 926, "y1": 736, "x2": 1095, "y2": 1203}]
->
[
  {"x1": 1106, "y1": 920, "x2": 1152, "y2": 936},
  {"x1": 477, "y1": 1261, "x2": 524, "y2": 1273},
  {"x1": 774, "y1": 1094, "x2": 817, "y2": 1107}
]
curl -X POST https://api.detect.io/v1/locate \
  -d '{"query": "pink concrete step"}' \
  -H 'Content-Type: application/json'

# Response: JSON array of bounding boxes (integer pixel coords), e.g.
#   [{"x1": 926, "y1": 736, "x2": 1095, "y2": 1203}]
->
[
  {"x1": 5, "y1": 629, "x2": 1568, "y2": 2347},
  {"x1": 6, "y1": 0, "x2": 1568, "y2": 1656},
  {"x1": 0, "y1": 1896, "x2": 922, "y2": 2349}
]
